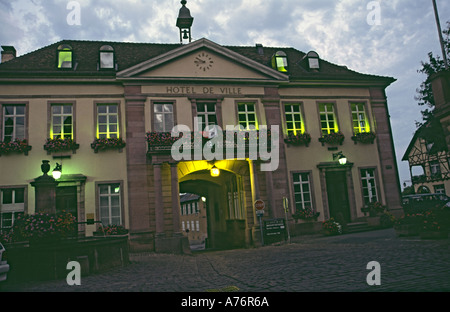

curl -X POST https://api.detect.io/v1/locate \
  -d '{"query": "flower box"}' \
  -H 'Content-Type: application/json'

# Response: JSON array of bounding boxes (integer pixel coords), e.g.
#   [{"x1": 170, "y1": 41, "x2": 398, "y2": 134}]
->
[
  {"x1": 91, "y1": 137, "x2": 126, "y2": 153},
  {"x1": 0, "y1": 139, "x2": 32, "y2": 156},
  {"x1": 318, "y1": 132, "x2": 345, "y2": 146},
  {"x1": 44, "y1": 138, "x2": 79, "y2": 154},
  {"x1": 284, "y1": 132, "x2": 311, "y2": 146},
  {"x1": 351, "y1": 132, "x2": 376, "y2": 144}
]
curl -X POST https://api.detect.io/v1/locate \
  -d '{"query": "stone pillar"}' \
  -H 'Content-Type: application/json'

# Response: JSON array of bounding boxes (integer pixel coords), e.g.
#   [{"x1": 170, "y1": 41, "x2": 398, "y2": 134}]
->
[
  {"x1": 170, "y1": 162, "x2": 182, "y2": 234},
  {"x1": 30, "y1": 160, "x2": 59, "y2": 214},
  {"x1": 153, "y1": 163, "x2": 164, "y2": 235},
  {"x1": 370, "y1": 87, "x2": 402, "y2": 217}
]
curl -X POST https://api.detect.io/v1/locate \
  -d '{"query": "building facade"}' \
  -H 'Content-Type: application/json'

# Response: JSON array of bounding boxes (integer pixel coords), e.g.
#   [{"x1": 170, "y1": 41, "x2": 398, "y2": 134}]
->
[
  {"x1": 403, "y1": 70, "x2": 450, "y2": 195},
  {"x1": 0, "y1": 33, "x2": 402, "y2": 252}
]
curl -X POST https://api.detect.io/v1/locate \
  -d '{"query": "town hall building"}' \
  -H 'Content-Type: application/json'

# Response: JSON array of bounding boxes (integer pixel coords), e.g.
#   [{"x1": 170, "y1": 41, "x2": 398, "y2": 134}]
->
[{"x1": 0, "y1": 1, "x2": 402, "y2": 253}]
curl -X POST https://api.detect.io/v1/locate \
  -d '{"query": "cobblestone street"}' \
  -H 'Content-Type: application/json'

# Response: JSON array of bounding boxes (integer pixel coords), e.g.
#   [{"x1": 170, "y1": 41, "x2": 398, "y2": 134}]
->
[{"x1": 3, "y1": 228, "x2": 450, "y2": 293}]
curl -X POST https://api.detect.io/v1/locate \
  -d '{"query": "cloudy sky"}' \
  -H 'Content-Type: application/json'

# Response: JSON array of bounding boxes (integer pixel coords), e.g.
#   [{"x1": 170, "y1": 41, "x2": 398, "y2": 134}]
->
[{"x1": 1, "y1": 0, "x2": 450, "y2": 187}]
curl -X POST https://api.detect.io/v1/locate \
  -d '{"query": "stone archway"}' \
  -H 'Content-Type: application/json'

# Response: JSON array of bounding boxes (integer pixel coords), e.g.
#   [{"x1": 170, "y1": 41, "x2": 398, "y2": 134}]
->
[{"x1": 178, "y1": 160, "x2": 253, "y2": 249}]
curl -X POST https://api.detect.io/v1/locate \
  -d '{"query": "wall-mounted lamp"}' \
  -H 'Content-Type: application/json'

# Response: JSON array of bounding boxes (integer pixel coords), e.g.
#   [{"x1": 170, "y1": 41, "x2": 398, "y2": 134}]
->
[
  {"x1": 210, "y1": 165, "x2": 220, "y2": 177},
  {"x1": 333, "y1": 152, "x2": 347, "y2": 165},
  {"x1": 52, "y1": 163, "x2": 62, "y2": 179},
  {"x1": 201, "y1": 196, "x2": 206, "y2": 202}
]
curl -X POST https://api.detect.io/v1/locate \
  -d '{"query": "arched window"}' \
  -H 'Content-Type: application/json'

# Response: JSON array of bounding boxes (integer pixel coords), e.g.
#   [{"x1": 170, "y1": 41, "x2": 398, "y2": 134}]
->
[
  {"x1": 57, "y1": 44, "x2": 73, "y2": 69},
  {"x1": 271, "y1": 51, "x2": 288, "y2": 72},
  {"x1": 99, "y1": 45, "x2": 115, "y2": 69},
  {"x1": 306, "y1": 51, "x2": 320, "y2": 70}
]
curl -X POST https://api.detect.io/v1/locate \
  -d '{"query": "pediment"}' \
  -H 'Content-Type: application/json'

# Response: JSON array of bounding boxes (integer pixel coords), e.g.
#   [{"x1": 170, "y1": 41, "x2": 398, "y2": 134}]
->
[{"x1": 117, "y1": 38, "x2": 288, "y2": 82}]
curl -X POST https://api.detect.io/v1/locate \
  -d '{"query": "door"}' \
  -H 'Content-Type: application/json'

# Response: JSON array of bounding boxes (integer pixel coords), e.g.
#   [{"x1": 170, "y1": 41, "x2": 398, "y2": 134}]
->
[
  {"x1": 56, "y1": 186, "x2": 78, "y2": 220},
  {"x1": 325, "y1": 171, "x2": 351, "y2": 223}
]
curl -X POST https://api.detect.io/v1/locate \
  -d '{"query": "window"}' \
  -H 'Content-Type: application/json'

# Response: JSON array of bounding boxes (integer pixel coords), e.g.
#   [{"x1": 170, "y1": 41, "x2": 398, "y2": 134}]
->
[
  {"x1": 319, "y1": 103, "x2": 338, "y2": 135},
  {"x1": 97, "y1": 104, "x2": 119, "y2": 138},
  {"x1": 284, "y1": 103, "x2": 305, "y2": 135},
  {"x1": 0, "y1": 188, "x2": 25, "y2": 233},
  {"x1": 51, "y1": 104, "x2": 73, "y2": 139},
  {"x1": 196, "y1": 101, "x2": 217, "y2": 132},
  {"x1": 237, "y1": 102, "x2": 258, "y2": 130},
  {"x1": 272, "y1": 51, "x2": 288, "y2": 72},
  {"x1": 306, "y1": 51, "x2": 320, "y2": 70},
  {"x1": 3, "y1": 105, "x2": 25, "y2": 143},
  {"x1": 153, "y1": 102, "x2": 174, "y2": 132},
  {"x1": 292, "y1": 172, "x2": 313, "y2": 211},
  {"x1": 196, "y1": 220, "x2": 199, "y2": 232},
  {"x1": 434, "y1": 184, "x2": 445, "y2": 194},
  {"x1": 361, "y1": 169, "x2": 378, "y2": 205},
  {"x1": 430, "y1": 160, "x2": 441, "y2": 178},
  {"x1": 98, "y1": 183, "x2": 122, "y2": 226},
  {"x1": 57, "y1": 44, "x2": 73, "y2": 69},
  {"x1": 99, "y1": 45, "x2": 115, "y2": 69},
  {"x1": 351, "y1": 103, "x2": 370, "y2": 134}
]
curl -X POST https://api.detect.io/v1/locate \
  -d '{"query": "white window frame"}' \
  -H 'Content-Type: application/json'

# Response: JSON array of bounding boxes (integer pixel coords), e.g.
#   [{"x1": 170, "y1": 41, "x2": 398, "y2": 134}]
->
[
  {"x1": 51, "y1": 104, "x2": 73, "y2": 139},
  {"x1": 361, "y1": 168, "x2": 379, "y2": 205},
  {"x1": 98, "y1": 183, "x2": 122, "y2": 226},
  {"x1": 292, "y1": 172, "x2": 313, "y2": 211},
  {"x1": 97, "y1": 104, "x2": 119, "y2": 139},
  {"x1": 3, "y1": 105, "x2": 26, "y2": 142},
  {"x1": 153, "y1": 102, "x2": 174, "y2": 133},
  {"x1": 0, "y1": 187, "x2": 25, "y2": 233}
]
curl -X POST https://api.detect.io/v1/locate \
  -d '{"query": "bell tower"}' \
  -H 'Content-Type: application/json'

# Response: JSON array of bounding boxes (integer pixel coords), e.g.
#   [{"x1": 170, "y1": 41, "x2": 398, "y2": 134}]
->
[{"x1": 176, "y1": 0, "x2": 194, "y2": 44}]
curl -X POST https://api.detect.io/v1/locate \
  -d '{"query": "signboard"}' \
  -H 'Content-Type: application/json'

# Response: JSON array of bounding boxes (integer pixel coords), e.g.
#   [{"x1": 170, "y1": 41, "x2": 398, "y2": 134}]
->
[
  {"x1": 263, "y1": 218, "x2": 287, "y2": 244},
  {"x1": 255, "y1": 199, "x2": 265, "y2": 216}
]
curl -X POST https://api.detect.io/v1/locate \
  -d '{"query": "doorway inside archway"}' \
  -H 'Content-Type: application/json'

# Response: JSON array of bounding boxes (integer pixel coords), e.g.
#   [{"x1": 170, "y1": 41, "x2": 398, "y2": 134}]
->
[{"x1": 179, "y1": 165, "x2": 247, "y2": 250}]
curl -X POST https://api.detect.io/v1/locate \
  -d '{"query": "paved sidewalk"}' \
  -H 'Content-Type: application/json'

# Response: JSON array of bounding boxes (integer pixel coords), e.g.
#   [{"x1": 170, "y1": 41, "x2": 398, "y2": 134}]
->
[{"x1": 3, "y1": 228, "x2": 450, "y2": 292}]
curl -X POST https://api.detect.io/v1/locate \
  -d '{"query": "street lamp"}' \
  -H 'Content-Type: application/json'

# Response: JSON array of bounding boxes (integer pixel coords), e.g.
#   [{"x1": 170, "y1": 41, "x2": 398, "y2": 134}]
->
[
  {"x1": 52, "y1": 163, "x2": 62, "y2": 179},
  {"x1": 333, "y1": 151, "x2": 347, "y2": 165},
  {"x1": 210, "y1": 165, "x2": 220, "y2": 177}
]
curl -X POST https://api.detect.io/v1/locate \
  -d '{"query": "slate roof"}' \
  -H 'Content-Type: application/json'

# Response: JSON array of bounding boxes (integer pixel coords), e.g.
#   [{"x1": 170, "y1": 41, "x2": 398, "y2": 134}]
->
[
  {"x1": 180, "y1": 193, "x2": 200, "y2": 203},
  {"x1": 0, "y1": 38, "x2": 395, "y2": 84}
]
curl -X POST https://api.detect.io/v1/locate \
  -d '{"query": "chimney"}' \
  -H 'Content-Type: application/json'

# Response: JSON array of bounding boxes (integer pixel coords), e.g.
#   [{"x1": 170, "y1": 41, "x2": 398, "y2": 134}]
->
[{"x1": 1, "y1": 46, "x2": 16, "y2": 63}]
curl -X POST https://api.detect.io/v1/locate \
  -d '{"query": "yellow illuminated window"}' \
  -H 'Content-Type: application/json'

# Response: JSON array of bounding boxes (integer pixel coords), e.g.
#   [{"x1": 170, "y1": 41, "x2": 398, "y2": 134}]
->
[
  {"x1": 319, "y1": 103, "x2": 338, "y2": 135},
  {"x1": 51, "y1": 104, "x2": 73, "y2": 139},
  {"x1": 237, "y1": 102, "x2": 258, "y2": 130},
  {"x1": 97, "y1": 104, "x2": 119, "y2": 139},
  {"x1": 285, "y1": 104, "x2": 305, "y2": 135},
  {"x1": 272, "y1": 51, "x2": 288, "y2": 72},
  {"x1": 351, "y1": 103, "x2": 370, "y2": 134},
  {"x1": 57, "y1": 44, "x2": 73, "y2": 69}
]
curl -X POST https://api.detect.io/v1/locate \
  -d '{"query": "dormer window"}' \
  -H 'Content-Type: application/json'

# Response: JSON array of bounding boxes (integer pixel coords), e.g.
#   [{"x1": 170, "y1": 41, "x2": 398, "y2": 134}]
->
[
  {"x1": 272, "y1": 51, "x2": 288, "y2": 72},
  {"x1": 306, "y1": 51, "x2": 320, "y2": 70},
  {"x1": 99, "y1": 45, "x2": 115, "y2": 69},
  {"x1": 57, "y1": 44, "x2": 73, "y2": 69}
]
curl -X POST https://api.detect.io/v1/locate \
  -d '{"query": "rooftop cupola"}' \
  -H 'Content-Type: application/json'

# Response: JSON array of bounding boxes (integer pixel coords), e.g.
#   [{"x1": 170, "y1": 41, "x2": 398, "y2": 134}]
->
[{"x1": 176, "y1": 0, "x2": 194, "y2": 44}]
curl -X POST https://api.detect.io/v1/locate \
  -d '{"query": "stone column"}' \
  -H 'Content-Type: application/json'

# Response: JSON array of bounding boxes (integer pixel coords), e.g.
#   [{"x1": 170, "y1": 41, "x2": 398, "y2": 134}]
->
[
  {"x1": 153, "y1": 163, "x2": 164, "y2": 235},
  {"x1": 30, "y1": 160, "x2": 59, "y2": 215},
  {"x1": 170, "y1": 162, "x2": 182, "y2": 234}
]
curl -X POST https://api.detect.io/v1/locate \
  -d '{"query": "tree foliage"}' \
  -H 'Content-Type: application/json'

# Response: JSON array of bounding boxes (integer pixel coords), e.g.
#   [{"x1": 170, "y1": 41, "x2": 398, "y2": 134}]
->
[{"x1": 415, "y1": 21, "x2": 450, "y2": 126}]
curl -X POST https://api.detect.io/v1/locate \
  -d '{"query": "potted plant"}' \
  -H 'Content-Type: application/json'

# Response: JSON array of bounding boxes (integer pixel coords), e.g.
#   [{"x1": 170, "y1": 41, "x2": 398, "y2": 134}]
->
[
  {"x1": 8, "y1": 211, "x2": 77, "y2": 245},
  {"x1": 318, "y1": 131, "x2": 345, "y2": 146},
  {"x1": 0, "y1": 139, "x2": 32, "y2": 156},
  {"x1": 322, "y1": 218, "x2": 342, "y2": 235},
  {"x1": 285, "y1": 132, "x2": 311, "y2": 146},
  {"x1": 351, "y1": 132, "x2": 376, "y2": 144},
  {"x1": 95, "y1": 224, "x2": 129, "y2": 236},
  {"x1": 91, "y1": 137, "x2": 126, "y2": 153},
  {"x1": 394, "y1": 213, "x2": 424, "y2": 237},
  {"x1": 292, "y1": 207, "x2": 320, "y2": 222},
  {"x1": 420, "y1": 211, "x2": 448, "y2": 239},
  {"x1": 44, "y1": 138, "x2": 79, "y2": 154}
]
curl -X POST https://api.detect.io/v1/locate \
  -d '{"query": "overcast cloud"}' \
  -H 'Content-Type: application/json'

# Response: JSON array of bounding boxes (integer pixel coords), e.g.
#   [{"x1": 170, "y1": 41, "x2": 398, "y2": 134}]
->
[{"x1": 1, "y1": 0, "x2": 450, "y2": 187}]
